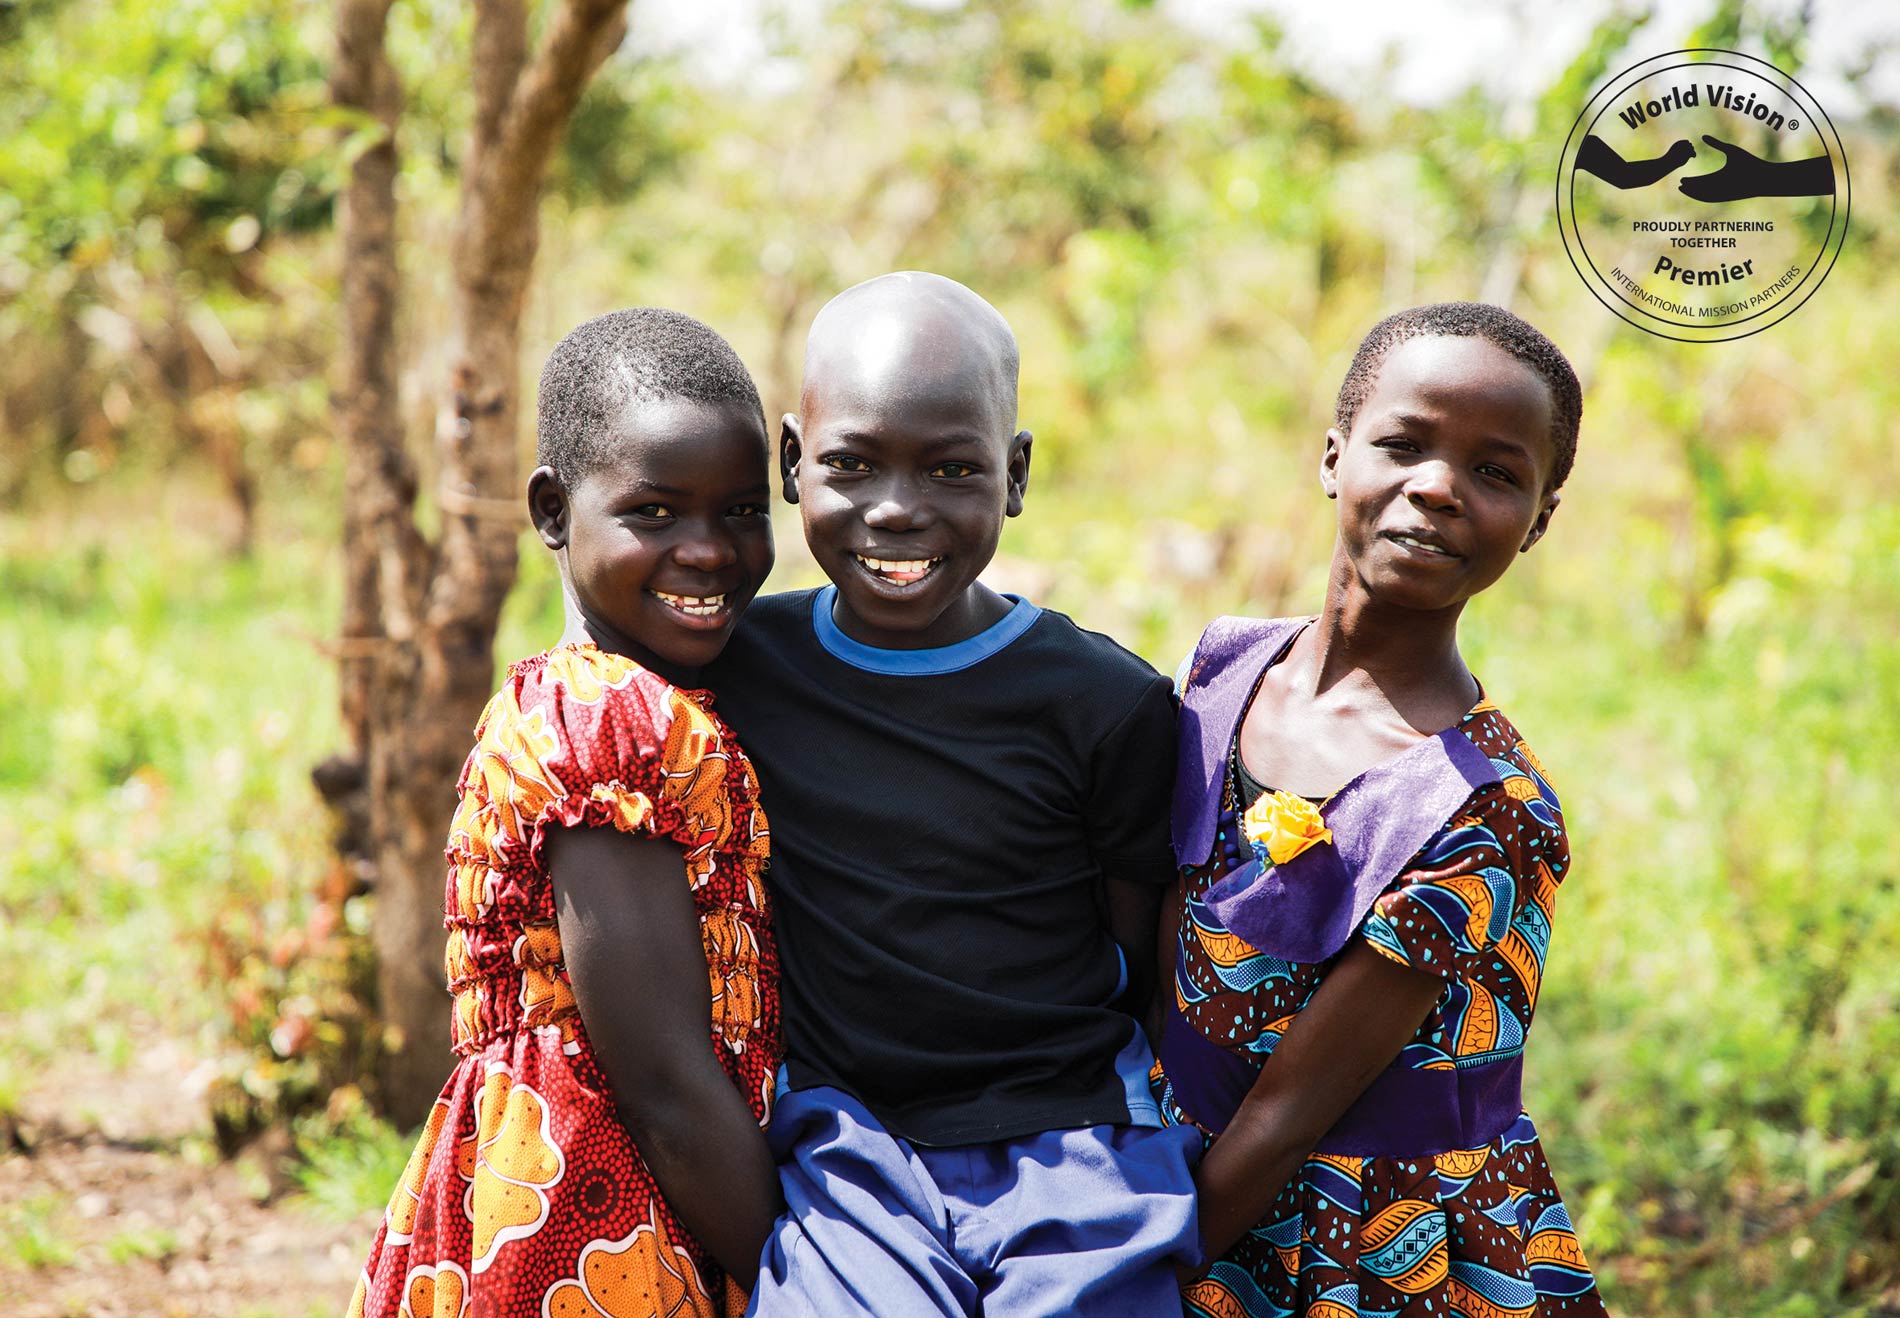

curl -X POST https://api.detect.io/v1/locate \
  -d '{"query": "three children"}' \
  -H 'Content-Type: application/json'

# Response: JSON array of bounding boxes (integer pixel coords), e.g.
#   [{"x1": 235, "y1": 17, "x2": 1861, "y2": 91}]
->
[{"x1": 355, "y1": 286, "x2": 1603, "y2": 1318}]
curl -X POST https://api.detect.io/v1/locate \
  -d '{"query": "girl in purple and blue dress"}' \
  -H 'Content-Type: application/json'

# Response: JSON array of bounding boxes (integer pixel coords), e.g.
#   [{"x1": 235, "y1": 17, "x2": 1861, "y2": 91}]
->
[{"x1": 1154, "y1": 303, "x2": 1609, "y2": 1318}]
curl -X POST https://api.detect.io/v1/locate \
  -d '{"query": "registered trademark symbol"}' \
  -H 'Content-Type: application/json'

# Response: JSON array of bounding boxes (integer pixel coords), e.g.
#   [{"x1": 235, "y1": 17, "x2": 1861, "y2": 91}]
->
[{"x1": 1789, "y1": 118, "x2": 1799, "y2": 128}]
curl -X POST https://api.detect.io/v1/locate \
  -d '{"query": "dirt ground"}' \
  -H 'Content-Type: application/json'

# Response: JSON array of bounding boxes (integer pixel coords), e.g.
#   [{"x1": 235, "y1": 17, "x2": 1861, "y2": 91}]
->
[{"x1": 0, "y1": 1044, "x2": 374, "y2": 1318}]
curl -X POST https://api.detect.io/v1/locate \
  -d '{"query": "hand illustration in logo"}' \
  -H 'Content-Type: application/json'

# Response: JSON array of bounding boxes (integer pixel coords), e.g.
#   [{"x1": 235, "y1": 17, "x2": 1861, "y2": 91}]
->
[
  {"x1": 1678, "y1": 135, "x2": 1835, "y2": 201},
  {"x1": 1575, "y1": 134, "x2": 1697, "y2": 189}
]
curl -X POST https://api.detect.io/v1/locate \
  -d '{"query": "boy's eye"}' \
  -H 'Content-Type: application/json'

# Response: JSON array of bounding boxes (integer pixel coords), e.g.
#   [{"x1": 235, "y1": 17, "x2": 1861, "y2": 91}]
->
[
  {"x1": 1478, "y1": 464, "x2": 1520, "y2": 486},
  {"x1": 728, "y1": 502, "x2": 769, "y2": 519},
  {"x1": 629, "y1": 504, "x2": 673, "y2": 520},
  {"x1": 1375, "y1": 437, "x2": 1419, "y2": 453},
  {"x1": 820, "y1": 454, "x2": 869, "y2": 473},
  {"x1": 931, "y1": 462, "x2": 977, "y2": 478}
]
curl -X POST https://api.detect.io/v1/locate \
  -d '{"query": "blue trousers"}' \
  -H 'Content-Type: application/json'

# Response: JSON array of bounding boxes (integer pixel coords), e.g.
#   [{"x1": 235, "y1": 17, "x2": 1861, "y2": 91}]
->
[{"x1": 747, "y1": 1084, "x2": 1202, "y2": 1317}]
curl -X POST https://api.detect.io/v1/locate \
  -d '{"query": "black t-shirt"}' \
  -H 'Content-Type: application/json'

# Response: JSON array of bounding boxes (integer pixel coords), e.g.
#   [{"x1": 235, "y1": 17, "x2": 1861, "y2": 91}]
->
[{"x1": 706, "y1": 587, "x2": 1177, "y2": 1145}]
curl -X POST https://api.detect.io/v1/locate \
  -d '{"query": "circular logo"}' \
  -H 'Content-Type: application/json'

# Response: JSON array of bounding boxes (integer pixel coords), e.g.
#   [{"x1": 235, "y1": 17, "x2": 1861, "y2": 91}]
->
[{"x1": 1556, "y1": 48, "x2": 1849, "y2": 343}]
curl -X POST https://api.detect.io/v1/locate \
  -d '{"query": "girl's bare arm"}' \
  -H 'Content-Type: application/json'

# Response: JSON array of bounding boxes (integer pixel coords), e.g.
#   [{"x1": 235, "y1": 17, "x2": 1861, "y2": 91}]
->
[
  {"x1": 548, "y1": 824, "x2": 781, "y2": 1287},
  {"x1": 1190, "y1": 942, "x2": 1443, "y2": 1267}
]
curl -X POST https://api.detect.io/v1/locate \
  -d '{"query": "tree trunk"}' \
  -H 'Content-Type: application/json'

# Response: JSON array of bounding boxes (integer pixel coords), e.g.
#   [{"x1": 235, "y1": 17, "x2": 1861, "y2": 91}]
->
[{"x1": 329, "y1": 0, "x2": 629, "y2": 1126}]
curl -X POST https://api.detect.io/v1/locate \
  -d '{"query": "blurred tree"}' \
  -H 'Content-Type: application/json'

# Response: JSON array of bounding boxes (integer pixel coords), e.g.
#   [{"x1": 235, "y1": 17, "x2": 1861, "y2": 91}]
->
[{"x1": 329, "y1": 0, "x2": 630, "y2": 1124}]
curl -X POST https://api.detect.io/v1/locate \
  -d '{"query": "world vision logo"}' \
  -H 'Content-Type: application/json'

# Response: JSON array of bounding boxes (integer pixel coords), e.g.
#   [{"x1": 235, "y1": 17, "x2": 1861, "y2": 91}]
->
[{"x1": 1557, "y1": 49, "x2": 1849, "y2": 343}]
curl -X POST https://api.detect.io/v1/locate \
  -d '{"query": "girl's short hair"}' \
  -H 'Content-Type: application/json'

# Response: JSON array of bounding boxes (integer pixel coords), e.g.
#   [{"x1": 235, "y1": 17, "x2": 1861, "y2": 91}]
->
[
  {"x1": 536, "y1": 308, "x2": 764, "y2": 487},
  {"x1": 1334, "y1": 303, "x2": 1582, "y2": 490}
]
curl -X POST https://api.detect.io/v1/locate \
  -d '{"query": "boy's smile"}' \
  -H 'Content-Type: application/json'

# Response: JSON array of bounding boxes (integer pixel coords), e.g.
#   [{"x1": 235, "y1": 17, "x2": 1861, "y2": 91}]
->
[
  {"x1": 1322, "y1": 335, "x2": 1560, "y2": 616},
  {"x1": 785, "y1": 274, "x2": 1031, "y2": 651},
  {"x1": 789, "y1": 382, "x2": 1027, "y2": 649},
  {"x1": 851, "y1": 554, "x2": 942, "y2": 587},
  {"x1": 529, "y1": 395, "x2": 774, "y2": 684}
]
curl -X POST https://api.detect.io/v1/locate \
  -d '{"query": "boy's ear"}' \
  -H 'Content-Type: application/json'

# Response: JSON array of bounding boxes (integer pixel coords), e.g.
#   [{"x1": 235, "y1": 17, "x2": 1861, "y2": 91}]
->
[
  {"x1": 1004, "y1": 430, "x2": 1032, "y2": 518},
  {"x1": 1520, "y1": 491, "x2": 1561, "y2": 553},
  {"x1": 1320, "y1": 429, "x2": 1343, "y2": 499},
  {"x1": 527, "y1": 466, "x2": 569, "y2": 549},
  {"x1": 779, "y1": 414, "x2": 802, "y2": 505}
]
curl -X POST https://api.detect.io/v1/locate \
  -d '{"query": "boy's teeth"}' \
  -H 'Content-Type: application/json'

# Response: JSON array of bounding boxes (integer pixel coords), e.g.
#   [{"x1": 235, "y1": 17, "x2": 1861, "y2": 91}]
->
[{"x1": 856, "y1": 555, "x2": 939, "y2": 578}]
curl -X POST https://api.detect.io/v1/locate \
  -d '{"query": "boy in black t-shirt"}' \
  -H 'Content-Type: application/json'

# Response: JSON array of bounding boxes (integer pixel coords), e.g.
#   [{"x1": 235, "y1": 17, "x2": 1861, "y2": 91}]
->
[{"x1": 710, "y1": 272, "x2": 1200, "y2": 1317}]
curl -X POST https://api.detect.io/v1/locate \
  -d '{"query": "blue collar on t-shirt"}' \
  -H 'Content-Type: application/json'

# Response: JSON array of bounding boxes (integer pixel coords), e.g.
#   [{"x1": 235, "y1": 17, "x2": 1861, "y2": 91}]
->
[{"x1": 810, "y1": 584, "x2": 1042, "y2": 676}]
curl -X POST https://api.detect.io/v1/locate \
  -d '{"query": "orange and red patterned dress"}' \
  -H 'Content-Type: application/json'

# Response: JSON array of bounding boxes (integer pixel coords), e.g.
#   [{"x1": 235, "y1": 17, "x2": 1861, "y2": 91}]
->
[{"x1": 349, "y1": 643, "x2": 777, "y2": 1318}]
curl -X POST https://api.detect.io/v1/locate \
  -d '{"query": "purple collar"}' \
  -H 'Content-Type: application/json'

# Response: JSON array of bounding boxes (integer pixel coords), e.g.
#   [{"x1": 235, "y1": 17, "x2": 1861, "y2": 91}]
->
[
  {"x1": 1170, "y1": 616, "x2": 1499, "y2": 964},
  {"x1": 1170, "y1": 616, "x2": 1305, "y2": 871}
]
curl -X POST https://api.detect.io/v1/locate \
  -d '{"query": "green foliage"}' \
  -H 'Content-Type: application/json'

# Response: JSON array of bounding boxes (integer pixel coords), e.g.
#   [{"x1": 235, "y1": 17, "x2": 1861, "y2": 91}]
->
[
  {"x1": 103, "y1": 1225, "x2": 180, "y2": 1266},
  {"x1": 0, "y1": 0, "x2": 337, "y2": 284},
  {"x1": 288, "y1": 1089, "x2": 412, "y2": 1224},
  {"x1": 0, "y1": 0, "x2": 354, "y2": 509},
  {"x1": 556, "y1": 56, "x2": 698, "y2": 206},
  {"x1": 2, "y1": 1194, "x2": 76, "y2": 1271},
  {"x1": 201, "y1": 874, "x2": 387, "y2": 1150},
  {"x1": 0, "y1": 484, "x2": 371, "y2": 1144}
]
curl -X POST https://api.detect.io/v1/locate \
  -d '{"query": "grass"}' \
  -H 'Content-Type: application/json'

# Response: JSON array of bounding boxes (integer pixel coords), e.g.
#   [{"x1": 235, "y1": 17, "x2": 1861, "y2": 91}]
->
[
  {"x1": 0, "y1": 1071, "x2": 20, "y2": 1124},
  {"x1": 0, "y1": 477, "x2": 349, "y2": 1156},
  {"x1": 2, "y1": 1195, "x2": 76, "y2": 1272},
  {"x1": 103, "y1": 1225, "x2": 179, "y2": 1266},
  {"x1": 288, "y1": 1098, "x2": 412, "y2": 1224},
  {"x1": 0, "y1": 474, "x2": 419, "y2": 1301},
  {"x1": 0, "y1": 493, "x2": 340, "y2": 1013}
]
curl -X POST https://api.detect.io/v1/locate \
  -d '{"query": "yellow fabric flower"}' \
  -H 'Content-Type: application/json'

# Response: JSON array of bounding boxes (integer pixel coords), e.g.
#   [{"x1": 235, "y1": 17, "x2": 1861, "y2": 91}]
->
[{"x1": 1242, "y1": 789, "x2": 1334, "y2": 866}]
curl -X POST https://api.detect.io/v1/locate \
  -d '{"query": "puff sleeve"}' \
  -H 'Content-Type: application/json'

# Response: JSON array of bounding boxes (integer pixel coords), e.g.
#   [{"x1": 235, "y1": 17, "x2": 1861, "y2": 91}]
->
[
  {"x1": 1359, "y1": 778, "x2": 1568, "y2": 1001},
  {"x1": 450, "y1": 646, "x2": 744, "y2": 885}
]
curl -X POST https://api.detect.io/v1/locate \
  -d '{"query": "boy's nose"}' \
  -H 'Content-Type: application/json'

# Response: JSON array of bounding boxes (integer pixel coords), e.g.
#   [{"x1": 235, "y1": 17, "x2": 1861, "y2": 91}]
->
[{"x1": 862, "y1": 485, "x2": 930, "y2": 532}]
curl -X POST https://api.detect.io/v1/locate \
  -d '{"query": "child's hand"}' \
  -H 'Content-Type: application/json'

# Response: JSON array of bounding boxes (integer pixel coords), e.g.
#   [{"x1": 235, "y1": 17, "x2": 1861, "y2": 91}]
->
[{"x1": 1188, "y1": 943, "x2": 1442, "y2": 1265}]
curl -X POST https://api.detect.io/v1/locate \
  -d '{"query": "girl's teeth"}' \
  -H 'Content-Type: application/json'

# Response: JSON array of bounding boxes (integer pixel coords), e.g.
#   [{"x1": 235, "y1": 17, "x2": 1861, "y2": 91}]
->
[{"x1": 654, "y1": 591, "x2": 725, "y2": 615}]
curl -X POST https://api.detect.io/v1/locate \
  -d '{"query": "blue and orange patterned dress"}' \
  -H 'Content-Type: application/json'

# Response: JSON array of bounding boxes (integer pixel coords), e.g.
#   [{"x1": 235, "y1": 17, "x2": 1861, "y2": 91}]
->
[
  {"x1": 349, "y1": 643, "x2": 777, "y2": 1318},
  {"x1": 1154, "y1": 617, "x2": 1606, "y2": 1318}
]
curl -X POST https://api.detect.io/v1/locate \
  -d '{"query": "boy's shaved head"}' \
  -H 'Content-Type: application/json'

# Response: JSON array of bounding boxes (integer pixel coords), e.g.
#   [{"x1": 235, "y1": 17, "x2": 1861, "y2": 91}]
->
[
  {"x1": 802, "y1": 272, "x2": 1020, "y2": 435},
  {"x1": 784, "y1": 271, "x2": 1032, "y2": 651}
]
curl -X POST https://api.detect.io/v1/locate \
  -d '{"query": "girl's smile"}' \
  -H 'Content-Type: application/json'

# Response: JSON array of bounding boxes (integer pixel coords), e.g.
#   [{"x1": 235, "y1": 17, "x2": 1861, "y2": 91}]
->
[
  {"x1": 1380, "y1": 525, "x2": 1462, "y2": 559},
  {"x1": 649, "y1": 589, "x2": 729, "y2": 616}
]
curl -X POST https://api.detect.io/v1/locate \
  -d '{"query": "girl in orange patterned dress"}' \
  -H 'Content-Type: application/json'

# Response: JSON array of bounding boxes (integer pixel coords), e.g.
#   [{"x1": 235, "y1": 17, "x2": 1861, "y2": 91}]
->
[{"x1": 349, "y1": 309, "x2": 781, "y2": 1318}]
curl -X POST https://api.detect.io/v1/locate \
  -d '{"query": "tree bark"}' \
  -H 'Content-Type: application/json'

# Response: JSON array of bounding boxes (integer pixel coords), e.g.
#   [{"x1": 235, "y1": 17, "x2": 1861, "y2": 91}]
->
[{"x1": 330, "y1": 0, "x2": 629, "y2": 1125}]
